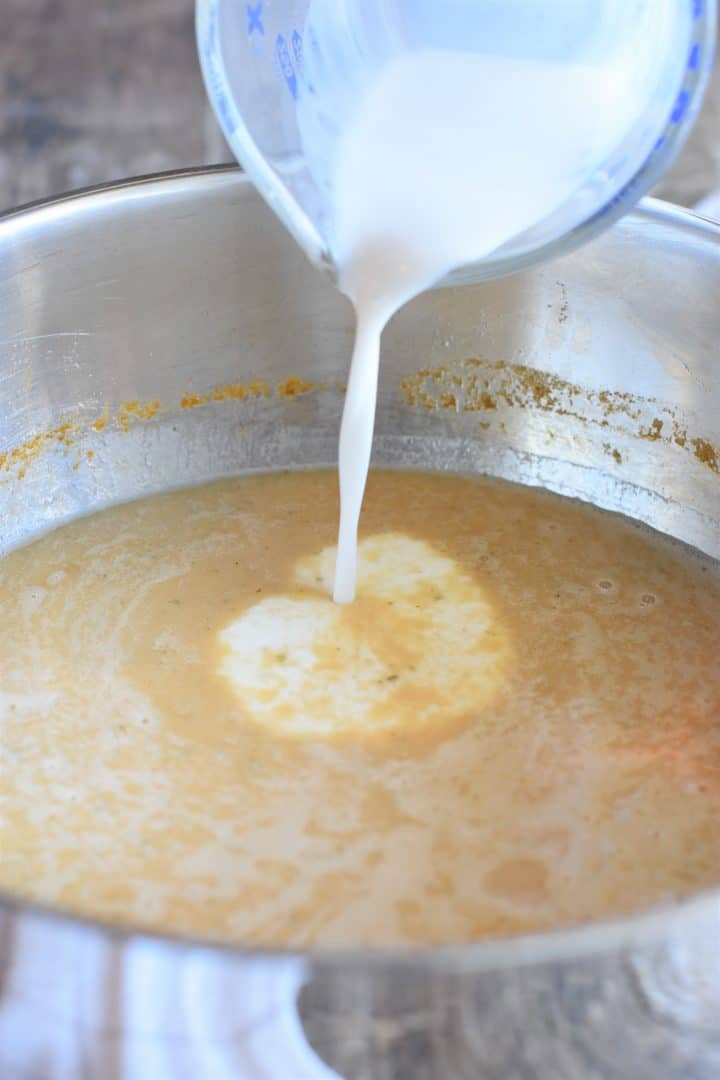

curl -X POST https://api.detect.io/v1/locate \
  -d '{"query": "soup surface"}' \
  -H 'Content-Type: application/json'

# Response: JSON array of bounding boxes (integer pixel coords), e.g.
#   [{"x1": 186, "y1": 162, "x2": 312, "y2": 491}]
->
[{"x1": 1, "y1": 469, "x2": 719, "y2": 946}]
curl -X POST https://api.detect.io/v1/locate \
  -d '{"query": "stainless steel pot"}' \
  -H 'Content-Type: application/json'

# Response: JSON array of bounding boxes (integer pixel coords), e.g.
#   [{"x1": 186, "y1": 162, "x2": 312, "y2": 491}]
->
[{"x1": 0, "y1": 168, "x2": 718, "y2": 1079}]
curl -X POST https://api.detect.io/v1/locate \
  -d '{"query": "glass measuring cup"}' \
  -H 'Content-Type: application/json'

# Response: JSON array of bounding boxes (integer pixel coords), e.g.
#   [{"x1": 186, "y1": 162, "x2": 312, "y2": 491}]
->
[{"x1": 197, "y1": 0, "x2": 716, "y2": 286}]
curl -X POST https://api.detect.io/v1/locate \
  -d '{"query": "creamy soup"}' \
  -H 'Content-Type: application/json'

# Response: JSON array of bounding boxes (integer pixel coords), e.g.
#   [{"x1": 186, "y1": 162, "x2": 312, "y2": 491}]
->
[{"x1": 1, "y1": 469, "x2": 719, "y2": 946}]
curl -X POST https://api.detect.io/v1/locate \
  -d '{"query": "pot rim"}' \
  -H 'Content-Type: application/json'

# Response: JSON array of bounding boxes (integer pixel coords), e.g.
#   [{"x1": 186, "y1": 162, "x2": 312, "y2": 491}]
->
[
  {"x1": 1, "y1": 165, "x2": 719, "y2": 247},
  {"x1": 1, "y1": 166, "x2": 719, "y2": 972}
]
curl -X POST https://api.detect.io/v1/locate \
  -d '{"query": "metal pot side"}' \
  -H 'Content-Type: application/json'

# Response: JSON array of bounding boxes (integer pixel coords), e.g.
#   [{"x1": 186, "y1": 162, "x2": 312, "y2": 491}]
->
[{"x1": 0, "y1": 169, "x2": 719, "y2": 1079}]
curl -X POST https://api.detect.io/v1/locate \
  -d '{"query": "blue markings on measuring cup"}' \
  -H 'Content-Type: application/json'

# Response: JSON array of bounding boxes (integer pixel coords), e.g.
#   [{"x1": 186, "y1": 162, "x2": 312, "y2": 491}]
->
[
  {"x1": 594, "y1": 14, "x2": 708, "y2": 229},
  {"x1": 291, "y1": 29, "x2": 314, "y2": 94},
  {"x1": 246, "y1": 3, "x2": 264, "y2": 36},
  {"x1": 292, "y1": 30, "x2": 303, "y2": 67},
  {"x1": 671, "y1": 88, "x2": 690, "y2": 124},
  {"x1": 276, "y1": 34, "x2": 298, "y2": 99}
]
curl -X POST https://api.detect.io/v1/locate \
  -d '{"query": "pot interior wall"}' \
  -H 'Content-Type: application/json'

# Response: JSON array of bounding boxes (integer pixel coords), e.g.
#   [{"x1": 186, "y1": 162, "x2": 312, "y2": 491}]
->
[
  {"x1": 0, "y1": 169, "x2": 719, "y2": 1080},
  {"x1": 0, "y1": 174, "x2": 718, "y2": 561}
]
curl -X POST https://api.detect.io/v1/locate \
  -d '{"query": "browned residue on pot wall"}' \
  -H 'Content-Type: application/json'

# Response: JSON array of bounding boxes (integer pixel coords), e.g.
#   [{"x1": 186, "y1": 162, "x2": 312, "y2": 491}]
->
[
  {"x1": 0, "y1": 360, "x2": 717, "y2": 483},
  {"x1": 399, "y1": 356, "x2": 720, "y2": 476},
  {"x1": 0, "y1": 376, "x2": 325, "y2": 481}
]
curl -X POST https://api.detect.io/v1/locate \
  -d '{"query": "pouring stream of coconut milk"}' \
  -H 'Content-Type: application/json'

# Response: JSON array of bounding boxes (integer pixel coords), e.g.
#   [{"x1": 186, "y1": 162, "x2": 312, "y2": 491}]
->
[{"x1": 295, "y1": 28, "x2": 675, "y2": 602}]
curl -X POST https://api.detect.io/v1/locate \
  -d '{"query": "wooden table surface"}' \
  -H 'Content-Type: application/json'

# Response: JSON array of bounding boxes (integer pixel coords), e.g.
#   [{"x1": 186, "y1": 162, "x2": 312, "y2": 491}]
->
[{"x1": 0, "y1": 0, "x2": 231, "y2": 211}]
